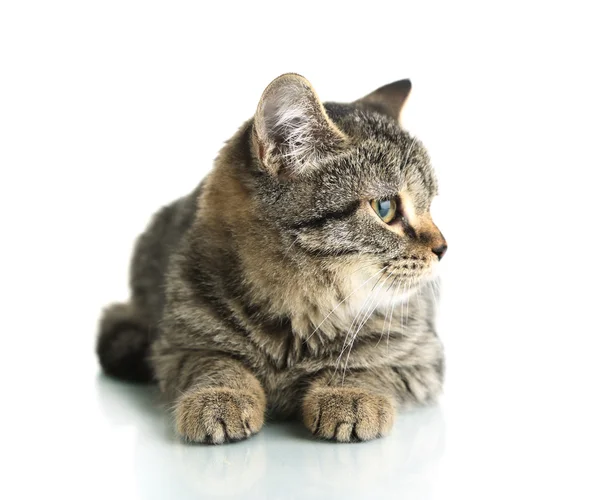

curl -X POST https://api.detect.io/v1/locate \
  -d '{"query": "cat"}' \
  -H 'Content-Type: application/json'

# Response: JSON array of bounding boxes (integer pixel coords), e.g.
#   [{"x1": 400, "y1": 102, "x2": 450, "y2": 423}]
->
[{"x1": 97, "y1": 73, "x2": 447, "y2": 444}]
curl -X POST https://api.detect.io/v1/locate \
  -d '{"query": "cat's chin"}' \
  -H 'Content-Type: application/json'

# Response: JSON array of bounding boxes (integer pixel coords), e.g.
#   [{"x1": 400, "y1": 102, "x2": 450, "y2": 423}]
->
[
  {"x1": 422, "y1": 259, "x2": 441, "y2": 282},
  {"x1": 376, "y1": 276, "x2": 432, "y2": 309},
  {"x1": 345, "y1": 261, "x2": 436, "y2": 308},
  {"x1": 379, "y1": 286, "x2": 417, "y2": 308}
]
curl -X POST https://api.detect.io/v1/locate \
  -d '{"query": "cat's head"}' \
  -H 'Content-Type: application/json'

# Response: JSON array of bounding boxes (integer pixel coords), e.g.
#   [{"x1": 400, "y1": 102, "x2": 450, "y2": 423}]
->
[{"x1": 247, "y1": 74, "x2": 446, "y2": 298}]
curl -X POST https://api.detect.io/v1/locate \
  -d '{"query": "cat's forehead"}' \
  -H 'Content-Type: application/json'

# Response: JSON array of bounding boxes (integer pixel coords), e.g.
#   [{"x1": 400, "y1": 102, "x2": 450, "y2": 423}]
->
[
  {"x1": 311, "y1": 105, "x2": 437, "y2": 206},
  {"x1": 325, "y1": 101, "x2": 403, "y2": 139}
]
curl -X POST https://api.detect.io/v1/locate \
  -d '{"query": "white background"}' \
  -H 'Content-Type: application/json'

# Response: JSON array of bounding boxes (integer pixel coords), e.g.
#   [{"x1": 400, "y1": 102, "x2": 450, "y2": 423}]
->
[{"x1": 1, "y1": 1, "x2": 599, "y2": 499}]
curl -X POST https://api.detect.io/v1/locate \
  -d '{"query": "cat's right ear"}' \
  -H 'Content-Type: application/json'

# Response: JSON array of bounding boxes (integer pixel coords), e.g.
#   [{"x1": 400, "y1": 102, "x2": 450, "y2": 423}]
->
[{"x1": 253, "y1": 73, "x2": 348, "y2": 177}]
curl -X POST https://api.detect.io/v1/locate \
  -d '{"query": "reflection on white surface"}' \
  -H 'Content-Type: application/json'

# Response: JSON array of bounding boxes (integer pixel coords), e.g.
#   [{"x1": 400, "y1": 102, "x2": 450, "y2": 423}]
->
[{"x1": 96, "y1": 375, "x2": 445, "y2": 500}]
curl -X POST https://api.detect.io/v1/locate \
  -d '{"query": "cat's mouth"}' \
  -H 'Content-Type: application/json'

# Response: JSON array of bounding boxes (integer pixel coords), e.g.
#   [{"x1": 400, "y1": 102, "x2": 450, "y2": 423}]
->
[
  {"x1": 385, "y1": 255, "x2": 439, "y2": 284},
  {"x1": 342, "y1": 259, "x2": 436, "y2": 311},
  {"x1": 371, "y1": 262, "x2": 439, "y2": 309},
  {"x1": 343, "y1": 256, "x2": 436, "y2": 292}
]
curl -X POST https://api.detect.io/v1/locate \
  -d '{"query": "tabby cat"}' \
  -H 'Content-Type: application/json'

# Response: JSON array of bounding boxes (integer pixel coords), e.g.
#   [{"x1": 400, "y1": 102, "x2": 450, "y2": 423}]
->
[{"x1": 97, "y1": 73, "x2": 447, "y2": 444}]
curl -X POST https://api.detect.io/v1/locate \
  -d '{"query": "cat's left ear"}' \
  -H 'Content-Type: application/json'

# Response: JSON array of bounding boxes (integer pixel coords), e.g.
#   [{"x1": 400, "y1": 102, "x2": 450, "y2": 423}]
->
[
  {"x1": 254, "y1": 73, "x2": 348, "y2": 177},
  {"x1": 354, "y1": 79, "x2": 412, "y2": 123}
]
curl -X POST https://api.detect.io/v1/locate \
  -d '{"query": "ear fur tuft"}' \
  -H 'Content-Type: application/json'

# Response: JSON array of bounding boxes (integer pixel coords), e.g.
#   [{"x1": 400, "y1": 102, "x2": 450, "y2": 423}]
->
[{"x1": 254, "y1": 73, "x2": 347, "y2": 176}]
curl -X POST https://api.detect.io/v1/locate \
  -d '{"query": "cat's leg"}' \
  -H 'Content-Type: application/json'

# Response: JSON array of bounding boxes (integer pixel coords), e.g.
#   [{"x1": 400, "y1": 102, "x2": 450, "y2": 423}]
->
[
  {"x1": 302, "y1": 363, "x2": 443, "y2": 442},
  {"x1": 152, "y1": 343, "x2": 266, "y2": 444}
]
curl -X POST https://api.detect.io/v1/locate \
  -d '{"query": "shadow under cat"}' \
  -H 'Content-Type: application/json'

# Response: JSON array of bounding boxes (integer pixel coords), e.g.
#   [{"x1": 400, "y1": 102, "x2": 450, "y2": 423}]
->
[{"x1": 96, "y1": 374, "x2": 446, "y2": 500}]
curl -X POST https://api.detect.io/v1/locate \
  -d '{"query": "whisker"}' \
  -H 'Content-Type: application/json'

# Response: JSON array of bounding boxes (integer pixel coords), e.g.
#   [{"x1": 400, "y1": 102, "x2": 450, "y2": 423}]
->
[
  {"x1": 376, "y1": 276, "x2": 399, "y2": 347},
  {"x1": 332, "y1": 269, "x2": 389, "y2": 381},
  {"x1": 336, "y1": 270, "x2": 387, "y2": 362},
  {"x1": 282, "y1": 235, "x2": 300, "y2": 258},
  {"x1": 304, "y1": 266, "x2": 387, "y2": 343},
  {"x1": 428, "y1": 280, "x2": 439, "y2": 314},
  {"x1": 405, "y1": 278, "x2": 413, "y2": 330},
  {"x1": 400, "y1": 282, "x2": 408, "y2": 333},
  {"x1": 415, "y1": 280, "x2": 423, "y2": 310},
  {"x1": 341, "y1": 271, "x2": 390, "y2": 353},
  {"x1": 340, "y1": 272, "x2": 393, "y2": 382},
  {"x1": 386, "y1": 278, "x2": 404, "y2": 351}
]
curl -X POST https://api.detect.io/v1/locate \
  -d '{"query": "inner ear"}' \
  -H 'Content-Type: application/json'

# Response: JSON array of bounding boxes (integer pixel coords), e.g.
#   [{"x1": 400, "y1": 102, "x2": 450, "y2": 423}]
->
[
  {"x1": 254, "y1": 73, "x2": 347, "y2": 177},
  {"x1": 354, "y1": 79, "x2": 412, "y2": 123}
]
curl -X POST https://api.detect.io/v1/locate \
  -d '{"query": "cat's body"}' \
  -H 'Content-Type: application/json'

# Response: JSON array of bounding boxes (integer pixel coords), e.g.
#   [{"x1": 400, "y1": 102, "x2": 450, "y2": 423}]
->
[{"x1": 98, "y1": 74, "x2": 447, "y2": 443}]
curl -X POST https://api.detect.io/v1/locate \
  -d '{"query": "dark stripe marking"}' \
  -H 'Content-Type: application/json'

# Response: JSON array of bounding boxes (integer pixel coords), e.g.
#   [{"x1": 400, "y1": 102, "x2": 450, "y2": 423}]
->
[
  {"x1": 297, "y1": 244, "x2": 362, "y2": 258},
  {"x1": 287, "y1": 201, "x2": 361, "y2": 230}
]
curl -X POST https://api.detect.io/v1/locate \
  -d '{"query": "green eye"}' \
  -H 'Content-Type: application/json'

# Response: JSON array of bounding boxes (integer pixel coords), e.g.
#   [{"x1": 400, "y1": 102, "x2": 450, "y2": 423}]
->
[{"x1": 370, "y1": 198, "x2": 397, "y2": 224}]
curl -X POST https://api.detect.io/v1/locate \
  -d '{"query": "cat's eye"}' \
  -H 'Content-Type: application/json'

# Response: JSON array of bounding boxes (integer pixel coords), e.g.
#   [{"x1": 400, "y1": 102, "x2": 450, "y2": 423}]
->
[{"x1": 370, "y1": 198, "x2": 398, "y2": 224}]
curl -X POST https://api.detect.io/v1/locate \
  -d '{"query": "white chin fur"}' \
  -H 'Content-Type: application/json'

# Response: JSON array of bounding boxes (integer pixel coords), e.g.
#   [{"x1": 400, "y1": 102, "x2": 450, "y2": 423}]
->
[
  {"x1": 376, "y1": 285, "x2": 418, "y2": 309},
  {"x1": 343, "y1": 272, "x2": 420, "y2": 321}
]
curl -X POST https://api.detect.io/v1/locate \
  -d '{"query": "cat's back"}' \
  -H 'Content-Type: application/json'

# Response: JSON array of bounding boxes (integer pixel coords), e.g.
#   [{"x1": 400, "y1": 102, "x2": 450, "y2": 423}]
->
[{"x1": 130, "y1": 183, "x2": 202, "y2": 324}]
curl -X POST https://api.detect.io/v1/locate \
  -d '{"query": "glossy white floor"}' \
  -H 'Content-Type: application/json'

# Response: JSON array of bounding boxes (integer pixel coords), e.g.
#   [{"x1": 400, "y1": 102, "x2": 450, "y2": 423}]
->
[
  {"x1": 7, "y1": 251, "x2": 600, "y2": 499},
  {"x1": 93, "y1": 375, "x2": 446, "y2": 499},
  {"x1": 2, "y1": 2, "x2": 599, "y2": 499}
]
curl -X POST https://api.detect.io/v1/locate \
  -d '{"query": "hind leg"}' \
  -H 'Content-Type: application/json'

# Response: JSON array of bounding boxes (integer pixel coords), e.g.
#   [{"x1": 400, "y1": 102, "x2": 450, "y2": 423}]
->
[{"x1": 97, "y1": 302, "x2": 153, "y2": 383}]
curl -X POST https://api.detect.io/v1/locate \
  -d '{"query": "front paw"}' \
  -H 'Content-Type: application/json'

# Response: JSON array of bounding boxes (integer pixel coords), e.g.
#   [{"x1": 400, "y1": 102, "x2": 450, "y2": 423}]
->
[
  {"x1": 302, "y1": 387, "x2": 395, "y2": 442},
  {"x1": 175, "y1": 387, "x2": 265, "y2": 444}
]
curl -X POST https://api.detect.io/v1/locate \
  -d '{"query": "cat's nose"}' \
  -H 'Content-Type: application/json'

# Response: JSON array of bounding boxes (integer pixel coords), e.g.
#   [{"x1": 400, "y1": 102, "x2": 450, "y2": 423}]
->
[{"x1": 432, "y1": 243, "x2": 448, "y2": 261}]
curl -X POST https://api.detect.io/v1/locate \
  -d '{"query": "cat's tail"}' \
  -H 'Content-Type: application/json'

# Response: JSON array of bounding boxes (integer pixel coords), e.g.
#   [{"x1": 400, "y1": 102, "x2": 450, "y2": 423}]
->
[{"x1": 96, "y1": 302, "x2": 154, "y2": 383}]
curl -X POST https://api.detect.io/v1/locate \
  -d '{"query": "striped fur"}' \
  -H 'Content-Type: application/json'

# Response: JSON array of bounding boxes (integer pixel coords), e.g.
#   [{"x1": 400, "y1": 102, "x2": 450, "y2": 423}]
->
[{"x1": 97, "y1": 74, "x2": 447, "y2": 443}]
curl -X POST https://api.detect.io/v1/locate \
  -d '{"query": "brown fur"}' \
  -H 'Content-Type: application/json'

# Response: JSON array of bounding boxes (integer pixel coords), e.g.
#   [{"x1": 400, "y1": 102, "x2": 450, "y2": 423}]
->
[
  {"x1": 303, "y1": 387, "x2": 395, "y2": 442},
  {"x1": 97, "y1": 74, "x2": 447, "y2": 443}
]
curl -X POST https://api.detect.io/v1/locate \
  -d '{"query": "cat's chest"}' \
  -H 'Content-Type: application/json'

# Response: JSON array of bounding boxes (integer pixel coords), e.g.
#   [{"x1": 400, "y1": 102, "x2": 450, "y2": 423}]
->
[
  {"x1": 243, "y1": 274, "x2": 426, "y2": 374},
  {"x1": 249, "y1": 301, "x2": 417, "y2": 373},
  {"x1": 303, "y1": 279, "x2": 415, "y2": 342}
]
